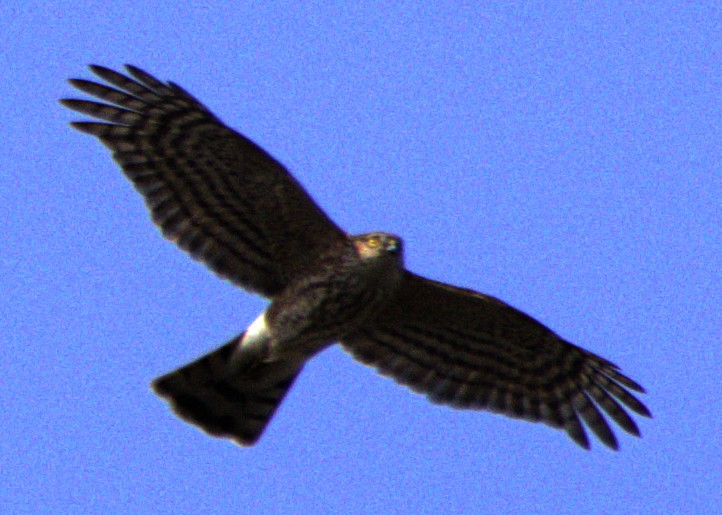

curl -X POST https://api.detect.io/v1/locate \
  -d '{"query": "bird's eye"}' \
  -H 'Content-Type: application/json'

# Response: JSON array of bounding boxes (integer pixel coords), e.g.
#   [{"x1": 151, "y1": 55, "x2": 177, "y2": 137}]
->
[{"x1": 367, "y1": 237, "x2": 380, "y2": 248}]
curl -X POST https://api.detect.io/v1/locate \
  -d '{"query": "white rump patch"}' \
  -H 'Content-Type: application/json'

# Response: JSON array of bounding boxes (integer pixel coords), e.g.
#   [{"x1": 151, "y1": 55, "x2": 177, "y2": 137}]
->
[
  {"x1": 240, "y1": 311, "x2": 270, "y2": 349},
  {"x1": 227, "y1": 311, "x2": 272, "y2": 369}
]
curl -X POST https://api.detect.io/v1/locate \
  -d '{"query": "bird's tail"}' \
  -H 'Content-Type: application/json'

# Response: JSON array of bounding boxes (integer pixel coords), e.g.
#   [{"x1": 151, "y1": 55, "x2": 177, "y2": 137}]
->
[{"x1": 151, "y1": 333, "x2": 304, "y2": 446}]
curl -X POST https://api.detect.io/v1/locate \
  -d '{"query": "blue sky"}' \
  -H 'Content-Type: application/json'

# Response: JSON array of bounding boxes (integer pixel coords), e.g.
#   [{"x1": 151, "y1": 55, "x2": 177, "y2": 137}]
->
[{"x1": 3, "y1": 2, "x2": 721, "y2": 513}]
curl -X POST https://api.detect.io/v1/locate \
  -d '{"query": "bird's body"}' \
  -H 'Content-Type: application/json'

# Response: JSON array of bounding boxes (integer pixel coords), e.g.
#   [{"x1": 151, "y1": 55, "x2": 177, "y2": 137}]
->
[
  {"x1": 262, "y1": 233, "x2": 405, "y2": 360},
  {"x1": 62, "y1": 65, "x2": 651, "y2": 450},
  {"x1": 154, "y1": 232, "x2": 404, "y2": 445}
]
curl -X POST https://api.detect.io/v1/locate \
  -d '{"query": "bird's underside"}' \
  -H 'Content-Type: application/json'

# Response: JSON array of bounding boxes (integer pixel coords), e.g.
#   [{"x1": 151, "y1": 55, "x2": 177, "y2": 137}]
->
[{"x1": 62, "y1": 64, "x2": 651, "y2": 451}]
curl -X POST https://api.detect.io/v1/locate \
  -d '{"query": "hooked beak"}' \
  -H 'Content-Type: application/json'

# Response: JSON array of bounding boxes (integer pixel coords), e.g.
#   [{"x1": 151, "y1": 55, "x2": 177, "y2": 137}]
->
[{"x1": 386, "y1": 238, "x2": 400, "y2": 254}]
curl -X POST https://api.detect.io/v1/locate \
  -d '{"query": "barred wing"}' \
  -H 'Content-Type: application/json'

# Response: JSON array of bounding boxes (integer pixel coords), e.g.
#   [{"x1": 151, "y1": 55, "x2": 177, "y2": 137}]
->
[
  {"x1": 61, "y1": 65, "x2": 346, "y2": 297},
  {"x1": 341, "y1": 273, "x2": 651, "y2": 450}
]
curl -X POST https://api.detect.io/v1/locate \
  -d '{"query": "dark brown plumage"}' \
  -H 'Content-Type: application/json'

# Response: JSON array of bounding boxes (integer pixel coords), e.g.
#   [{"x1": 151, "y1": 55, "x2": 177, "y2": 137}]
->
[{"x1": 62, "y1": 65, "x2": 651, "y2": 450}]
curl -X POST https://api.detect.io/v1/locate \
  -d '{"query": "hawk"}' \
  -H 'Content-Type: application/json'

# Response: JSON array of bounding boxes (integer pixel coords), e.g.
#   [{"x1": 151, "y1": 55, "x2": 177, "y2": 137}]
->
[{"x1": 61, "y1": 65, "x2": 651, "y2": 450}]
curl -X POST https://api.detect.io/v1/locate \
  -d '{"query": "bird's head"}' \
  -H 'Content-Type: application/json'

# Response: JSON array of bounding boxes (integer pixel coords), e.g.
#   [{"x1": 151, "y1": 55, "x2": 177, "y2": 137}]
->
[
  {"x1": 352, "y1": 232, "x2": 405, "y2": 290},
  {"x1": 352, "y1": 232, "x2": 403, "y2": 262}
]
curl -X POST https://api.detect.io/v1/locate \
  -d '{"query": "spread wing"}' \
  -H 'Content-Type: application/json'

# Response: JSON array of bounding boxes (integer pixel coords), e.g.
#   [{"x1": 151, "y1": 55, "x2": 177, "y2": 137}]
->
[
  {"x1": 61, "y1": 65, "x2": 347, "y2": 297},
  {"x1": 341, "y1": 272, "x2": 651, "y2": 450}
]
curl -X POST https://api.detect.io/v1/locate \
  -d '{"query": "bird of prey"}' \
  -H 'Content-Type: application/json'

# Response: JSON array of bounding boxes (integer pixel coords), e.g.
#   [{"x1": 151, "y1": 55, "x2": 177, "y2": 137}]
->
[{"x1": 61, "y1": 65, "x2": 651, "y2": 450}]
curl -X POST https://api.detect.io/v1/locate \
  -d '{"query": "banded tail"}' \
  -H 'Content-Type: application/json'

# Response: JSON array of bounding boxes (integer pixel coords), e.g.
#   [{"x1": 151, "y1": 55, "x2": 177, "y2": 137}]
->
[{"x1": 151, "y1": 334, "x2": 304, "y2": 446}]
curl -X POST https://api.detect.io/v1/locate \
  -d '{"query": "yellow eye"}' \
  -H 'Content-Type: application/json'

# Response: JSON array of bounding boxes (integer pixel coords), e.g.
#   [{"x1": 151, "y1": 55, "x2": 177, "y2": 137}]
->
[{"x1": 367, "y1": 237, "x2": 380, "y2": 248}]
